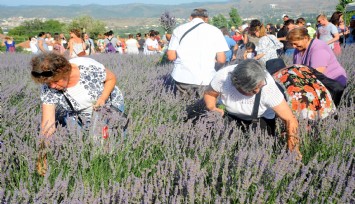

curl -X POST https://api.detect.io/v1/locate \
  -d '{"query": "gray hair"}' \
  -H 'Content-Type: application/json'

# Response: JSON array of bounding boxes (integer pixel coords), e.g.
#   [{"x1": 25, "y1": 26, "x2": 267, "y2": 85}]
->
[
  {"x1": 191, "y1": 8, "x2": 208, "y2": 18},
  {"x1": 231, "y1": 59, "x2": 266, "y2": 92}
]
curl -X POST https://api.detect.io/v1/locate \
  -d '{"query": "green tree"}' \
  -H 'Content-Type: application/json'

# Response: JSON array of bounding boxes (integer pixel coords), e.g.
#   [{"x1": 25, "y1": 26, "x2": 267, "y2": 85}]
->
[
  {"x1": 211, "y1": 14, "x2": 228, "y2": 29},
  {"x1": 8, "y1": 19, "x2": 65, "y2": 37},
  {"x1": 228, "y1": 8, "x2": 242, "y2": 28},
  {"x1": 336, "y1": 0, "x2": 353, "y2": 11},
  {"x1": 0, "y1": 27, "x2": 3, "y2": 34},
  {"x1": 335, "y1": 0, "x2": 355, "y2": 25},
  {"x1": 66, "y1": 15, "x2": 106, "y2": 39}
]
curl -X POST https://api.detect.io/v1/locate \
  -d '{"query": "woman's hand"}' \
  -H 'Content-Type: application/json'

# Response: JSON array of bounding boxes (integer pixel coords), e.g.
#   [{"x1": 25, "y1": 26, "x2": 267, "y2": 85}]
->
[
  {"x1": 273, "y1": 100, "x2": 302, "y2": 159},
  {"x1": 287, "y1": 134, "x2": 302, "y2": 160},
  {"x1": 211, "y1": 107, "x2": 224, "y2": 116},
  {"x1": 204, "y1": 87, "x2": 224, "y2": 116},
  {"x1": 93, "y1": 98, "x2": 106, "y2": 110}
]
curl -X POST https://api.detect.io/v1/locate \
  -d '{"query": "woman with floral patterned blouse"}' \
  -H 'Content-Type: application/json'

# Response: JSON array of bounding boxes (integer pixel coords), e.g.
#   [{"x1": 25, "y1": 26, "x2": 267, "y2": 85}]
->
[{"x1": 30, "y1": 52, "x2": 124, "y2": 137}]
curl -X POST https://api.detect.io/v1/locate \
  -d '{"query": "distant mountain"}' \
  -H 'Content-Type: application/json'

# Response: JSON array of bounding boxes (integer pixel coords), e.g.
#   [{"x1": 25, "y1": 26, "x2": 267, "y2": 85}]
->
[{"x1": 0, "y1": 0, "x2": 337, "y2": 19}]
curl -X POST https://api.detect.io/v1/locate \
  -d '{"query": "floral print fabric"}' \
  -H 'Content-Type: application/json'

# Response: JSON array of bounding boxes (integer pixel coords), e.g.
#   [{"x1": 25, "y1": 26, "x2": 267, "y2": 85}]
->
[
  {"x1": 41, "y1": 59, "x2": 124, "y2": 120},
  {"x1": 272, "y1": 65, "x2": 335, "y2": 120}
]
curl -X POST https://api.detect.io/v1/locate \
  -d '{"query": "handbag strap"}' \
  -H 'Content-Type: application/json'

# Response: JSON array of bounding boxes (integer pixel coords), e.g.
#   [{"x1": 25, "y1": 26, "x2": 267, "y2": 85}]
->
[
  {"x1": 268, "y1": 36, "x2": 276, "y2": 46},
  {"x1": 302, "y1": 39, "x2": 314, "y2": 66},
  {"x1": 60, "y1": 91, "x2": 84, "y2": 125},
  {"x1": 179, "y1": 22, "x2": 204, "y2": 44},
  {"x1": 251, "y1": 89, "x2": 262, "y2": 122}
]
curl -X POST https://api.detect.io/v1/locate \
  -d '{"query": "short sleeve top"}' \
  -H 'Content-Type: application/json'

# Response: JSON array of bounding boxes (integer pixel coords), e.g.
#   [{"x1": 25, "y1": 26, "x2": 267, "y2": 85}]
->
[
  {"x1": 40, "y1": 57, "x2": 124, "y2": 119},
  {"x1": 210, "y1": 65, "x2": 284, "y2": 120}
]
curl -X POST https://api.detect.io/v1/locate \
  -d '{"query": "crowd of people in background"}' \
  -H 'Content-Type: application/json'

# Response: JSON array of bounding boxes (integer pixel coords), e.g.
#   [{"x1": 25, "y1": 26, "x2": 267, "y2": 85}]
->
[
  {"x1": 1, "y1": 11, "x2": 355, "y2": 58},
  {"x1": 7, "y1": 8, "x2": 354, "y2": 165}
]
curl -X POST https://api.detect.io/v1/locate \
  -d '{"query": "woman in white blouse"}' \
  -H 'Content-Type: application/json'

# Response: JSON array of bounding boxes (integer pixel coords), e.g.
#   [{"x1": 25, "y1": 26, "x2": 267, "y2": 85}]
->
[
  {"x1": 204, "y1": 59, "x2": 300, "y2": 156},
  {"x1": 248, "y1": 20, "x2": 283, "y2": 65}
]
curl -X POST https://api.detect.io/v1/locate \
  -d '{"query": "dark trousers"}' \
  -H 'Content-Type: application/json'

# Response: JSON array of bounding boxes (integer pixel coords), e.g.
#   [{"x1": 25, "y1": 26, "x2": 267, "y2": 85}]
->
[
  {"x1": 174, "y1": 80, "x2": 206, "y2": 99},
  {"x1": 225, "y1": 113, "x2": 276, "y2": 136},
  {"x1": 184, "y1": 99, "x2": 276, "y2": 136}
]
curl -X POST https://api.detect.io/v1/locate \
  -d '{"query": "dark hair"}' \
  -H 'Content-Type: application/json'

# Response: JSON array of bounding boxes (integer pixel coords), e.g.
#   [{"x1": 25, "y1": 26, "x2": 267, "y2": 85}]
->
[
  {"x1": 128, "y1": 34, "x2": 133, "y2": 38},
  {"x1": 38, "y1": 32, "x2": 46, "y2": 37},
  {"x1": 296, "y1": 17, "x2": 306, "y2": 25},
  {"x1": 107, "y1": 30, "x2": 114, "y2": 36},
  {"x1": 149, "y1": 32, "x2": 156, "y2": 37},
  {"x1": 191, "y1": 8, "x2": 208, "y2": 18},
  {"x1": 284, "y1": 19, "x2": 295, "y2": 26},
  {"x1": 31, "y1": 52, "x2": 72, "y2": 84},
  {"x1": 245, "y1": 42, "x2": 256, "y2": 51},
  {"x1": 136, "y1": 33, "x2": 142, "y2": 37},
  {"x1": 220, "y1": 27, "x2": 229, "y2": 36},
  {"x1": 330, "y1": 11, "x2": 343, "y2": 26}
]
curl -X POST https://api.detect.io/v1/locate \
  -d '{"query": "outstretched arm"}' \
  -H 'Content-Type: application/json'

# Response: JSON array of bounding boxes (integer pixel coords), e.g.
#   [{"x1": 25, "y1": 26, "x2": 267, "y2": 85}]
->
[
  {"x1": 41, "y1": 104, "x2": 56, "y2": 137},
  {"x1": 94, "y1": 68, "x2": 117, "y2": 108},
  {"x1": 272, "y1": 100, "x2": 301, "y2": 158},
  {"x1": 204, "y1": 87, "x2": 224, "y2": 116}
]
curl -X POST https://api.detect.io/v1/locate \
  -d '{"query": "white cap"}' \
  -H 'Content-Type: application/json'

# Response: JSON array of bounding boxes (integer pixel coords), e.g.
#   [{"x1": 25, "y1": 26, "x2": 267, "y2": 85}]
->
[{"x1": 306, "y1": 22, "x2": 311, "y2": 26}]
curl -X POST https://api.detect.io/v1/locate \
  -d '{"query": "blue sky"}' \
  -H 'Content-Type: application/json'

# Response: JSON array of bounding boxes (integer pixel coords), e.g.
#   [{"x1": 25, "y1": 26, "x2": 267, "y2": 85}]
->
[{"x1": 1, "y1": 0, "x2": 228, "y2": 6}]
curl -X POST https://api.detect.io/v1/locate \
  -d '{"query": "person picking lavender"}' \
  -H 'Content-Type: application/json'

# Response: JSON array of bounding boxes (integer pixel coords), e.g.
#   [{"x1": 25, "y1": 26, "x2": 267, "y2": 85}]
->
[
  {"x1": 30, "y1": 52, "x2": 124, "y2": 137},
  {"x1": 204, "y1": 59, "x2": 301, "y2": 157}
]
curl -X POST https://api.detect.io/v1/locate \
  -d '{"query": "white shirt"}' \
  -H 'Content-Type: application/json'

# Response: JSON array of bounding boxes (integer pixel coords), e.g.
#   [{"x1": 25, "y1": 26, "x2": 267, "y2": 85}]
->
[
  {"x1": 210, "y1": 65, "x2": 284, "y2": 120},
  {"x1": 45, "y1": 37, "x2": 54, "y2": 51},
  {"x1": 169, "y1": 18, "x2": 229, "y2": 85},
  {"x1": 144, "y1": 38, "x2": 158, "y2": 55},
  {"x1": 125, "y1": 38, "x2": 139, "y2": 54},
  {"x1": 30, "y1": 38, "x2": 38, "y2": 54}
]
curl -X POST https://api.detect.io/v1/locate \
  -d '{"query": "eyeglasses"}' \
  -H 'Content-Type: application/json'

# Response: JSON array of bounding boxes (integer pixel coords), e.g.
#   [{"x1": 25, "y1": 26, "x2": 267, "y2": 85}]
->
[
  {"x1": 239, "y1": 79, "x2": 267, "y2": 95},
  {"x1": 31, "y1": 70, "x2": 54, "y2": 78}
]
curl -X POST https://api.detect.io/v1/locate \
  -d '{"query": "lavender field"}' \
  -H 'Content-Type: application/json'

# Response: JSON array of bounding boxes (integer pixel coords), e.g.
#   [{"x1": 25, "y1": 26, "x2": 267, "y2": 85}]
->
[{"x1": 0, "y1": 47, "x2": 354, "y2": 203}]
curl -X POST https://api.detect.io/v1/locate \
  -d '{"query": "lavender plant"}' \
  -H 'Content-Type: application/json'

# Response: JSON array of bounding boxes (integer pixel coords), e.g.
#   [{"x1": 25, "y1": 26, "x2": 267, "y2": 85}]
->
[
  {"x1": 160, "y1": 11, "x2": 177, "y2": 34},
  {"x1": 0, "y1": 46, "x2": 354, "y2": 203}
]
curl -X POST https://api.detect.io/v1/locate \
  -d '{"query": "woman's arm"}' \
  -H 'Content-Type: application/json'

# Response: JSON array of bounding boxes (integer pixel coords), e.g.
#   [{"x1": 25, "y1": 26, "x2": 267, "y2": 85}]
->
[
  {"x1": 69, "y1": 39, "x2": 73, "y2": 56},
  {"x1": 254, "y1": 53, "x2": 265, "y2": 60},
  {"x1": 94, "y1": 68, "x2": 117, "y2": 107},
  {"x1": 315, "y1": 67, "x2": 326, "y2": 73},
  {"x1": 82, "y1": 41, "x2": 86, "y2": 51},
  {"x1": 41, "y1": 104, "x2": 56, "y2": 137},
  {"x1": 147, "y1": 45, "x2": 157, "y2": 51},
  {"x1": 38, "y1": 39, "x2": 45, "y2": 52},
  {"x1": 167, "y1": 50, "x2": 177, "y2": 61},
  {"x1": 204, "y1": 87, "x2": 224, "y2": 116},
  {"x1": 272, "y1": 100, "x2": 300, "y2": 156}
]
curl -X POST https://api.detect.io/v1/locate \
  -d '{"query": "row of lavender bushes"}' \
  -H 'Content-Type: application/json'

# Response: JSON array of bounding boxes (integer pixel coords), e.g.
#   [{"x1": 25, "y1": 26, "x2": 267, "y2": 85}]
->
[{"x1": 0, "y1": 46, "x2": 354, "y2": 203}]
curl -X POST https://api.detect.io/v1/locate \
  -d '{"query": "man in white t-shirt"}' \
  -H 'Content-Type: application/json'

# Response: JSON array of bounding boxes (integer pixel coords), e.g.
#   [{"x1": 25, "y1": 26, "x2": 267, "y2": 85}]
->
[{"x1": 167, "y1": 8, "x2": 229, "y2": 98}]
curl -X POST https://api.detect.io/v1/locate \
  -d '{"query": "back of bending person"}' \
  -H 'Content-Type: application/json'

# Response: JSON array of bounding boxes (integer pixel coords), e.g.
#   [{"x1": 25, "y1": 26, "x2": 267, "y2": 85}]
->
[{"x1": 204, "y1": 59, "x2": 300, "y2": 155}]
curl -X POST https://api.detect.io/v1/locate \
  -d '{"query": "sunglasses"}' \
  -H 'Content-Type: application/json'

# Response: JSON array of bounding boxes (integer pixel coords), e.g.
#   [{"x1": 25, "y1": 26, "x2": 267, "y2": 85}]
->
[{"x1": 31, "y1": 70, "x2": 54, "y2": 78}]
